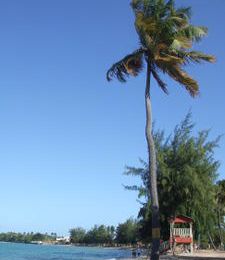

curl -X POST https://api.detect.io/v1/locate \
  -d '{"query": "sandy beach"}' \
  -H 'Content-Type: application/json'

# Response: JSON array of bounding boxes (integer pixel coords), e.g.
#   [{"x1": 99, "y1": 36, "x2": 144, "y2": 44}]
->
[
  {"x1": 123, "y1": 250, "x2": 225, "y2": 260},
  {"x1": 162, "y1": 250, "x2": 225, "y2": 259}
]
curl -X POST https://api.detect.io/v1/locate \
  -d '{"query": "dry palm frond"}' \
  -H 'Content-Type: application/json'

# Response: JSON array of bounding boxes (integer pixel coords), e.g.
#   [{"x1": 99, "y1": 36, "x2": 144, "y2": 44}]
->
[
  {"x1": 151, "y1": 68, "x2": 168, "y2": 94},
  {"x1": 184, "y1": 51, "x2": 216, "y2": 64},
  {"x1": 158, "y1": 63, "x2": 199, "y2": 97},
  {"x1": 106, "y1": 49, "x2": 144, "y2": 82}
]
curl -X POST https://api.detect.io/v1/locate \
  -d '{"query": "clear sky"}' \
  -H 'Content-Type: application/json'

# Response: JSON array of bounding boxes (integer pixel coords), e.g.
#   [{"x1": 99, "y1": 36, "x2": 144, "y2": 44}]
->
[{"x1": 0, "y1": 0, "x2": 224, "y2": 236}]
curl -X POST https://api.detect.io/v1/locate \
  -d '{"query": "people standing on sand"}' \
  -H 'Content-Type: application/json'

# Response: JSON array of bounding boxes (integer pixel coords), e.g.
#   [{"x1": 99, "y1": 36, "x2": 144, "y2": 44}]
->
[
  {"x1": 131, "y1": 245, "x2": 142, "y2": 258},
  {"x1": 137, "y1": 247, "x2": 141, "y2": 257}
]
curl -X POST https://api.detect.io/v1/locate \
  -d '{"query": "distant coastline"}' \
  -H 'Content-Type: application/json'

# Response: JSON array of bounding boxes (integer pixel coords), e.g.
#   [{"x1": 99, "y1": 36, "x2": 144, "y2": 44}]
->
[
  {"x1": 0, "y1": 239, "x2": 139, "y2": 249},
  {"x1": 0, "y1": 230, "x2": 143, "y2": 249}
]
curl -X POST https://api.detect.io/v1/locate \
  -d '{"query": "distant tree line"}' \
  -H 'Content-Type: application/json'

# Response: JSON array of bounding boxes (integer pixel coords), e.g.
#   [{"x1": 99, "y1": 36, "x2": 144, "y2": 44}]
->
[
  {"x1": 0, "y1": 232, "x2": 57, "y2": 244},
  {"x1": 0, "y1": 221, "x2": 139, "y2": 246},
  {"x1": 69, "y1": 219, "x2": 139, "y2": 245}
]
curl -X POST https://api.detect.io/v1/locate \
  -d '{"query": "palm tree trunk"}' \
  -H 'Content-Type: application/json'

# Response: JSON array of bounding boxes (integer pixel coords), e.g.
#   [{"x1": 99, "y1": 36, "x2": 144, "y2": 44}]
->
[{"x1": 145, "y1": 60, "x2": 160, "y2": 260}]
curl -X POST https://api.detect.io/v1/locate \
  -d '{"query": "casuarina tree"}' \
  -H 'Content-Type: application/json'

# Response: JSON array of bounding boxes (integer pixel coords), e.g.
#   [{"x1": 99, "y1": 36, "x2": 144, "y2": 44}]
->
[{"x1": 106, "y1": 1, "x2": 215, "y2": 259}]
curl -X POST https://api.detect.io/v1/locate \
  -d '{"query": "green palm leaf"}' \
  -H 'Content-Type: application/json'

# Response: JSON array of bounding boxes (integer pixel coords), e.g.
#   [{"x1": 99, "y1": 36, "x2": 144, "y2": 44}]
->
[{"x1": 178, "y1": 25, "x2": 208, "y2": 43}]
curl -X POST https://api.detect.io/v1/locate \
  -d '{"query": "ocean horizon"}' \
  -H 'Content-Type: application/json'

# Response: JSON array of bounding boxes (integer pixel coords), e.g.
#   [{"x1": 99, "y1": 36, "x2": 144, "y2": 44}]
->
[{"x1": 0, "y1": 242, "x2": 131, "y2": 260}]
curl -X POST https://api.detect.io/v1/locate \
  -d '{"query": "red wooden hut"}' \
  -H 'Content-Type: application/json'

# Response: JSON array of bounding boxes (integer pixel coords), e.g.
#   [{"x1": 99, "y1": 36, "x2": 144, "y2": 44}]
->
[{"x1": 169, "y1": 215, "x2": 194, "y2": 254}]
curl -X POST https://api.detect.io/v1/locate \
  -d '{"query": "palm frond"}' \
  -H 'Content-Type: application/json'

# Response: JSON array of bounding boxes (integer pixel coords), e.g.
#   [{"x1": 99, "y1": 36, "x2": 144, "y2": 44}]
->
[
  {"x1": 135, "y1": 13, "x2": 156, "y2": 49},
  {"x1": 171, "y1": 36, "x2": 192, "y2": 50},
  {"x1": 184, "y1": 51, "x2": 216, "y2": 64},
  {"x1": 106, "y1": 49, "x2": 144, "y2": 82},
  {"x1": 170, "y1": 67, "x2": 199, "y2": 97},
  {"x1": 166, "y1": 49, "x2": 215, "y2": 65},
  {"x1": 169, "y1": 16, "x2": 188, "y2": 28},
  {"x1": 151, "y1": 68, "x2": 168, "y2": 94},
  {"x1": 155, "y1": 48, "x2": 184, "y2": 65},
  {"x1": 157, "y1": 62, "x2": 199, "y2": 96},
  {"x1": 178, "y1": 25, "x2": 208, "y2": 42}
]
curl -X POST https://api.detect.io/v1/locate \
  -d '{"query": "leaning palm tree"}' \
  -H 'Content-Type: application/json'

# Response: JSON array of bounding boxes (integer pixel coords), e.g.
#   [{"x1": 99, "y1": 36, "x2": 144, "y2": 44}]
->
[{"x1": 106, "y1": 0, "x2": 215, "y2": 259}]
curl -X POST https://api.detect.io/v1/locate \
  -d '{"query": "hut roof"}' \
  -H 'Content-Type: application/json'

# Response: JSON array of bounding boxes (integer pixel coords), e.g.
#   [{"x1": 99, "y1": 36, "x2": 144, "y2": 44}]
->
[{"x1": 169, "y1": 215, "x2": 194, "y2": 224}]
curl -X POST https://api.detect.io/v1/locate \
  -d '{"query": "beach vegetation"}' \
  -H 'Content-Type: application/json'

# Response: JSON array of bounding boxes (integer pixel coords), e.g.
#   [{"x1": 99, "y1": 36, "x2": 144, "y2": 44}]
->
[
  {"x1": 125, "y1": 113, "x2": 224, "y2": 248},
  {"x1": 69, "y1": 225, "x2": 115, "y2": 245},
  {"x1": 115, "y1": 218, "x2": 139, "y2": 245},
  {"x1": 69, "y1": 227, "x2": 86, "y2": 244}
]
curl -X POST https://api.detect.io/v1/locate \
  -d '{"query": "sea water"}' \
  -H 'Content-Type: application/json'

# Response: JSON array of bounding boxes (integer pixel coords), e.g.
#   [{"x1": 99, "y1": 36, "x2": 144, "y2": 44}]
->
[{"x1": 0, "y1": 242, "x2": 131, "y2": 260}]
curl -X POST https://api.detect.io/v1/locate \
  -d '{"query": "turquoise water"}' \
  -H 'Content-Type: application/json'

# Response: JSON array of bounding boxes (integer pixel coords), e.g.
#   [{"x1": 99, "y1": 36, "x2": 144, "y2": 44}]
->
[{"x1": 0, "y1": 243, "x2": 131, "y2": 260}]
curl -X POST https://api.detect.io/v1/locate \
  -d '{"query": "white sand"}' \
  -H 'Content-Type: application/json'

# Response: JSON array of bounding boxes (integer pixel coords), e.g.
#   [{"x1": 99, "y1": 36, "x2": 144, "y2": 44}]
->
[{"x1": 161, "y1": 250, "x2": 225, "y2": 259}]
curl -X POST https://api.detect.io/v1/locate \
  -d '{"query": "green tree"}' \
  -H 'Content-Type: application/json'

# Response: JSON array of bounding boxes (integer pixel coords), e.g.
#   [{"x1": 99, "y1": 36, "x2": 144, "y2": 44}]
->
[
  {"x1": 116, "y1": 218, "x2": 139, "y2": 244},
  {"x1": 31, "y1": 232, "x2": 46, "y2": 241},
  {"x1": 83, "y1": 225, "x2": 114, "y2": 244},
  {"x1": 125, "y1": 113, "x2": 220, "y2": 246},
  {"x1": 107, "y1": 225, "x2": 116, "y2": 241},
  {"x1": 215, "y1": 180, "x2": 225, "y2": 248},
  {"x1": 107, "y1": 1, "x2": 215, "y2": 258},
  {"x1": 69, "y1": 227, "x2": 86, "y2": 244}
]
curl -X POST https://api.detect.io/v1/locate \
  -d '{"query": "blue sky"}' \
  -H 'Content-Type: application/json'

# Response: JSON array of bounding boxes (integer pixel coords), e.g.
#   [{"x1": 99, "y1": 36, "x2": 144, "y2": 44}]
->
[{"x1": 0, "y1": 0, "x2": 224, "y2": 235}]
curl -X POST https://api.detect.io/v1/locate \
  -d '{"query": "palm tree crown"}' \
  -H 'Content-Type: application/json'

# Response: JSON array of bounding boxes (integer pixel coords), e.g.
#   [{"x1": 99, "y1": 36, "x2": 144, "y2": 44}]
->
[{"x1": 107, "y1": 0, "x2": 215, "y2": 97}]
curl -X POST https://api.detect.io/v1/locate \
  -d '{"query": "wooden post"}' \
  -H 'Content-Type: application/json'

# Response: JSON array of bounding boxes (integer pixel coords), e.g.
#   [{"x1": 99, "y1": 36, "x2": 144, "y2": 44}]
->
[{"x1": 190, "y1": 223, "x2": 193, "y2": 254}]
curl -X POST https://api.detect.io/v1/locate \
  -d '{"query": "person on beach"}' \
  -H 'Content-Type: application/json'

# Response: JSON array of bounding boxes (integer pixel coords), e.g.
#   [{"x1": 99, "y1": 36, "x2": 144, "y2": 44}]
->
[{"x1": 137, "y1": 247, "x2": 141, "y2": 257}]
